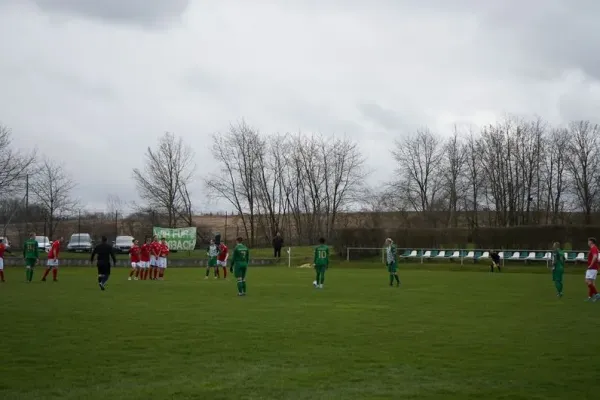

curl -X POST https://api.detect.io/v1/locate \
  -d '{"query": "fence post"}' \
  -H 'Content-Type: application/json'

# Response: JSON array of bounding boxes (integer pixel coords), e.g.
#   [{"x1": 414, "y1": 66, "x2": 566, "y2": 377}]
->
[
  {"x1": 381, "y1": 248, "x2": 385, "y2": 264},
  {"x1": 346, "y1": 247, "x2": 350, "y2": 262},
  {"x1": 461, "y1": 251, "x2": 464, "y2": 266},
  {"x1": 288, "y1": 247, "x2": 291, "y2": 268},
  {"x1": 421, "y1": 249, "x2": 424, "y2": 264}
]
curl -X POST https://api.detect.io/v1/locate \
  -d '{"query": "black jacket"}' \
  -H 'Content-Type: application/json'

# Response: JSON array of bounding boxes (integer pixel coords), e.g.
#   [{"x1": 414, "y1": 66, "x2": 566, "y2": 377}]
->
[
  {"x1": 91, "y1": 243, "x2": 117, "y2": 265},
  {"x1": 272, "y1": 236, "x2": 284, "y2": 249},
  {"x1": 490, "y1": 252, "x2": 500, "y2": 263}
]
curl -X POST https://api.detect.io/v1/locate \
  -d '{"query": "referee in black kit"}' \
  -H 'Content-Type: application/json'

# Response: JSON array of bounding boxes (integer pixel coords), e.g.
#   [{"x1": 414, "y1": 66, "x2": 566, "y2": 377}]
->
[{"x1": 91, "y1": 236, "x2": 116, "y2": 291}]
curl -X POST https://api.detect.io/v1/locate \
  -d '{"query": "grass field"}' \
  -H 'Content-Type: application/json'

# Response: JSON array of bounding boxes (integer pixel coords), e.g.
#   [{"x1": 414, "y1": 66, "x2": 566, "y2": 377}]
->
[{"x1": 1, "y1": 265, "x2": 598, "y2": 400}]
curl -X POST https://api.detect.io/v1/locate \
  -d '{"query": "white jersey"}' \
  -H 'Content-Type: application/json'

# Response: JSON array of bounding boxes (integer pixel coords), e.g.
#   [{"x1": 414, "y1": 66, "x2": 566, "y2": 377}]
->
[{"x1": 208, "y1": 244, "x2": 218, "y2": 257}]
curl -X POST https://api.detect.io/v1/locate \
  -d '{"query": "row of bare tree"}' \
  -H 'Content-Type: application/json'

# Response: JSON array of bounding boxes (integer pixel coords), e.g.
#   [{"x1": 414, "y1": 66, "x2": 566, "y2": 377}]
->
[
  {"x1": 0, "y1": 125, "x2": 78, "y2": 238},
  {"x1": 384, "y1": 118, "x2": 600, "y2": 228},
  {"x1": 205, "y1": 122, "x2": 366, "y2": 246},
  {"x1": 4, "y1": 116, "x2": 600, "y2": 247}
]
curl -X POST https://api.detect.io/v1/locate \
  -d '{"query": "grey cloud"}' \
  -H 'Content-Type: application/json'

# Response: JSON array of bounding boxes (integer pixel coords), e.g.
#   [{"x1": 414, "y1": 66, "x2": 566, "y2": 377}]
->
[{"x1": 30, "y1": 0, "x2": 190, "y2": 27}]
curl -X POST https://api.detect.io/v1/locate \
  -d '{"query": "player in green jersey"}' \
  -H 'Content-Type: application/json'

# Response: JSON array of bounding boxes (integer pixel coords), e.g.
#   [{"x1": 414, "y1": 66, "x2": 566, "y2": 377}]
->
[
  {"x1": 551, "y1": 242, "x2": 565, "y2": 297},
  {"x1": 229, "y1": 237, "x2": 249, "y2": 296},
  {"x1": 385, "y1": 238, "x2": 400, "y2": 287},
  {"x1": 313, "y1": 238, "x2": 329, "y2": 289},
  {"x1": 23, "y1": 232, "x2": 40, "y2": 282}
]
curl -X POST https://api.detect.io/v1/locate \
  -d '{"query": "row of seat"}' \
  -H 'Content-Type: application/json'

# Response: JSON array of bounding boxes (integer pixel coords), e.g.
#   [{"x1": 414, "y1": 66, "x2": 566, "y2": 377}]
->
[{"x1": 400, "y1": 250, "x2": 587, "y2": 262}]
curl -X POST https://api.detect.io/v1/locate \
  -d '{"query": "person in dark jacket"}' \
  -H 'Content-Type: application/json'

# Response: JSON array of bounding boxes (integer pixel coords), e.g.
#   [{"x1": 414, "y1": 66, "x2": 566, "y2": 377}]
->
[
  {"x1": 91, "y1": 236, "x2": 117, "y2": 290},
  {"x1": 272, "y1": 232, "x2": 284, "y2": 259},
  {"x1": 490, "y1": 250, "x2": 501, "y2": 272}
]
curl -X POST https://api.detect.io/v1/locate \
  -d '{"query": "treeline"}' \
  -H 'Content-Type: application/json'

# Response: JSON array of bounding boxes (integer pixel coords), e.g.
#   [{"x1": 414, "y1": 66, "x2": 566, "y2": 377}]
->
[
  {"x1": 383, "y1": 118, "x2": 600, "y2": 228},
  {"x1": 3, "y1": 116, "x2": 600, "y2": 249}
]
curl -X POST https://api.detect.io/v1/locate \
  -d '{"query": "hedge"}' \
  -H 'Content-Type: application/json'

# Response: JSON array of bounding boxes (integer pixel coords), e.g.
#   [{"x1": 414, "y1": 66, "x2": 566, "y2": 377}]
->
[{"x1": 333, "y1": 225, "x2": 600, "y2": 254}]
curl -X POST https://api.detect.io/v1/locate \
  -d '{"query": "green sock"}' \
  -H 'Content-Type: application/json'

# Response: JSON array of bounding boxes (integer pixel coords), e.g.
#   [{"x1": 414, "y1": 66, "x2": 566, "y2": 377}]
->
[
  {"x1": 242, "y1": 281, "x2": 246, "y2": 293},
  {"x1": 236, "y1": 281, "x2": 243, "y2": 293},
  {"x1": 25, "y1": 268, "x2": 29, "y2": 281},
  {"x1": 389, "y1": 274, "x2": 394, "y2": 285},
  {"x1": 320, "y1": 272, "x2": 325, "y2": 285},
  {"x1": 27, "y1": 268, "x2": 33, "y2": 282},
  {"x1": 555, "y1": 281, "x2": 563, "y2": 294},
  {"x1": 315, "y1": 270, "x2": 320, "y2": 282}
]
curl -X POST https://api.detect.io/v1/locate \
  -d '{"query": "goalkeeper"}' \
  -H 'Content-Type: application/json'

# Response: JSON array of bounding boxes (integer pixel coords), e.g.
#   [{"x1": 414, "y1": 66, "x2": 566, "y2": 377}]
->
[{"x1": 385, "y1": 238, "x2": 400, "y2": 287}]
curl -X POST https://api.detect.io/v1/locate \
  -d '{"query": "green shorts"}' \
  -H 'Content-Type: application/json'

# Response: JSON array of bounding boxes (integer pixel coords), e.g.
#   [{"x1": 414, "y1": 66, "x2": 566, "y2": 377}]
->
[
  {"x1": 208, "y1": 257, "x2": 217, "y2": 267},
  {"x1": 387, "y1": 262, "x2": 397, "y2": 273},
  {"x1": 552, "y1": 268, "x2": 564, "y2": 281},
  {"x1": 234, "y1": 265, "x2": 247, "y2": 279},
  {"x1": 25, "y1": 258, "x2": 37, "y2": 268},
  {"x1": 315, "y1": 264, "x2": 327, "y2": 273}
]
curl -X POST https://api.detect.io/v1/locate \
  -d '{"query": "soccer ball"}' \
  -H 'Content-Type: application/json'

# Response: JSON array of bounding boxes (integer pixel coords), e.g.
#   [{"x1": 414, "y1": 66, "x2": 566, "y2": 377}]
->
[{"x1": 313, "y1": 280, "x2": 318, "y2": 287}]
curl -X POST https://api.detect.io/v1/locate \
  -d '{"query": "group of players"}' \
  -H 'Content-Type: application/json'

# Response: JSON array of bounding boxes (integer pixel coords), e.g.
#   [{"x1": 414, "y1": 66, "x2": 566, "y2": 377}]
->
[
  {"x1": 2, "y1": 232, "x2": 599, "y2": 301},
  {"x1": 126, "y1": 236, "x2": 170, "y2": 281}
]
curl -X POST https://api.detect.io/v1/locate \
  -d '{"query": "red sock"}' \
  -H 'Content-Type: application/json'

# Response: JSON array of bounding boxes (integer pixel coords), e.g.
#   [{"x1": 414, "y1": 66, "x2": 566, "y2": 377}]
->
[
  {"x1": 42, "y1": 269, "x2": 50, "y2": 279},
  {"x1": 0, "y1": 270, "x2": 4, "y2": 281},
  {"x1": 591, "y1": 284, "x2": 598, "y2": 296},
  {"x1": 223, "y1": 267, "x2": 227, "y2": 278},
  {"x1": 145, "y1": 269, "x2": 150, "y2": 280},
  {"x1": 588, "y1": 283, "x2": 595, "y2": 297},
  {"x1": 153, "y1": 268, "x2": 158, "y2": 279},
  {"x1": 52, "y1": 269, "x2": 57, "y2": 280},
  {"x1": 159, "y1": 269, "x2": 164, "y2": 279}
]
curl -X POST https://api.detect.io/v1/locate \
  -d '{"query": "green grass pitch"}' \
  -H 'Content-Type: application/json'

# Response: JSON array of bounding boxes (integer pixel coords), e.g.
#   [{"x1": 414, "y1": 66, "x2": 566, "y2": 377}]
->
[{"x1": 0, "y1": 266, "x2": 598, "y2": 399}]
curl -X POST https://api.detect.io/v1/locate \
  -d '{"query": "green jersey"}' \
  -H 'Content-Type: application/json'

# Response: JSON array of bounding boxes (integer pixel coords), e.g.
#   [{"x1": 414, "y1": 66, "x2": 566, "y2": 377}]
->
[
  {"x1": 23, "y1": 239, "x2": 39, "y2": 259},
  {"x1": 314, "y1": 245, "x2": 329, "y2": 266},
  {"x1": 231, "y1": 244, "x2": 249, "y2": 268},
  {"x1": 553, "y1": 249, "x2": 565, "y2": 270},
  {"x1": 386, "y1": 243, "x2": 397, "y2": 264}
]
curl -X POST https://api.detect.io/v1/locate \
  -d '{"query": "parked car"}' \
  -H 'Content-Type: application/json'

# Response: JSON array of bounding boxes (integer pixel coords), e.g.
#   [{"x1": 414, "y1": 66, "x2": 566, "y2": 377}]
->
[
  {"x1": 67, "y1": 233, "x2": 93, "y2": 252},
  {"x1": 35, "y1": 236, "x2": 52, "y2": 252},
  {"x1": 0, "y1": 236, "x2": 10, "y2": 250},
  {"x1": 113, "y1": 235, "x2": 134, "y2": 253}
]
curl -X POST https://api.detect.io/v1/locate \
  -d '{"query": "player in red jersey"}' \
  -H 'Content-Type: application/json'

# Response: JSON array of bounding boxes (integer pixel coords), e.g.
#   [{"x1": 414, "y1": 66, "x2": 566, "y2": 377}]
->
[
  {"x1": 158, "y1": 238, "x2": 169, "y2": 280},
  {"x1": 42, "y1": 237, "x2": 63, "y2": 282},
  {"x1": 217, "y1": 242, "x2": 229, "y2": 279},
  {"x1": 150, "y1": 236, "x2": 161, "y2": 280},
  {"x1": 140, "y1": 237, "x2": 151, "y2": 280},
  {"x1": 0, "y1": 238, "x2": 10, "y2": 282},
  {"x1": 585, "y1": 237, "x2": 600, "y2": 301},
  {"x1": 128, "y1": 239, "x2": 141, "y2": 281}
]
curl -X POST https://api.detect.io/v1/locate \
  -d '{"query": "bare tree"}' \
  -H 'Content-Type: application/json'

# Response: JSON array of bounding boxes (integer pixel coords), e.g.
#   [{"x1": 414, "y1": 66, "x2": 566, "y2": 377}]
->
[
  {"x1": 206, "y1": 122, "x2": 261, "y2": 245},
  {"x1": 542, "y1": 128, "x2": 569, "y2": 223},
  {"x1": 132, "y1": 132, "x2": 196, "y2": 228},
  {"x1": 442, "y1": 128, "x2": 466, "y2": 227},
  {"x1": 29, "y1": 159, "x2": 78, "y2": 238},
  {"x1": 566, "y1": 120, "x2": 600, "y2": 224},
  {"x1": 391, "y1": 128, "x2": 443, "y2": 223},
  {"x1": 0, "y1": 124, "x2": 36, "y2": 199},
  {"x1": 106, "y1": 194, "x2": 124, "y2": 216},
  {"x1": 320, "y1": 135, "x2": 366, "y2": 237},
  {"x1": 463, "y1": 129, "x2": 483, "y2": 228}
]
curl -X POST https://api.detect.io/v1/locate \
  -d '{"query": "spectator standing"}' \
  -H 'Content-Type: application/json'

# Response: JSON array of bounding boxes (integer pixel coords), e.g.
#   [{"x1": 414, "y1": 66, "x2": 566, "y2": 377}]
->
[{"x1": 272, "y1": 232, "x2": 284, "y2": 259}]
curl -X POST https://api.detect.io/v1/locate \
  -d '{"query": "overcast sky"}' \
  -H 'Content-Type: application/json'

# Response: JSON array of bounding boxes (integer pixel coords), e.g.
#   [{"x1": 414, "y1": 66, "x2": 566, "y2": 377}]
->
[{"x1": 1, "y1": 0, "x2": 599, "y2": 213}]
